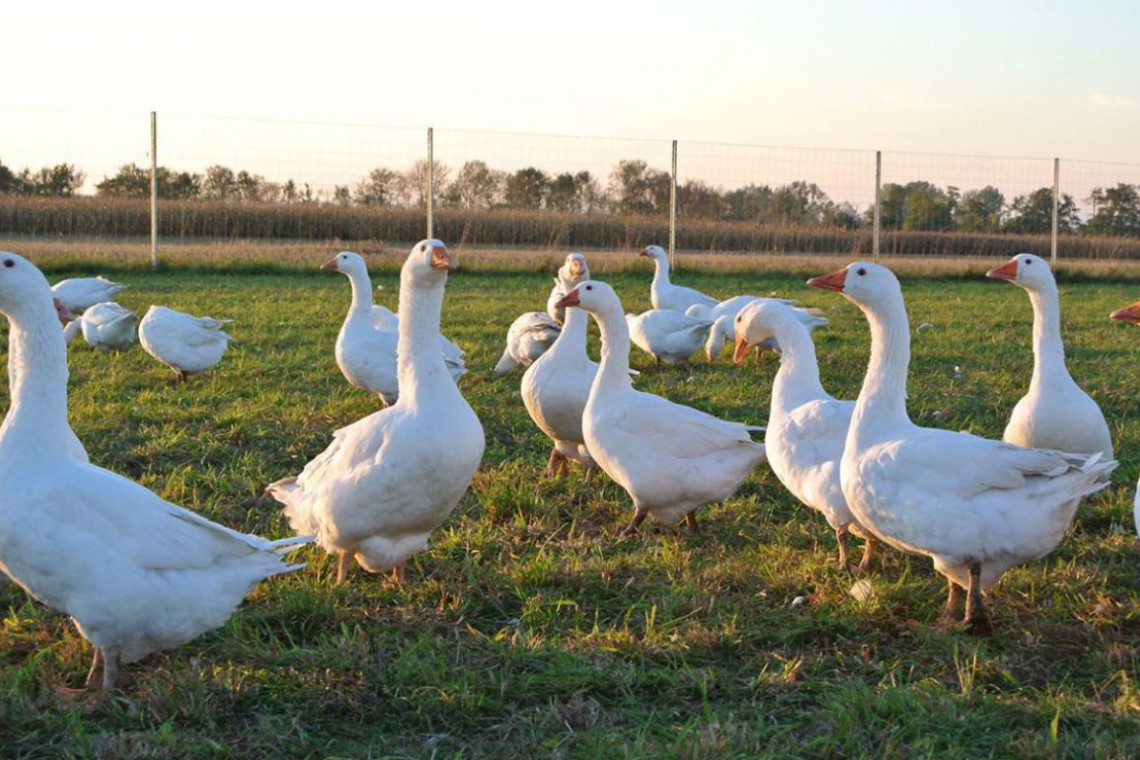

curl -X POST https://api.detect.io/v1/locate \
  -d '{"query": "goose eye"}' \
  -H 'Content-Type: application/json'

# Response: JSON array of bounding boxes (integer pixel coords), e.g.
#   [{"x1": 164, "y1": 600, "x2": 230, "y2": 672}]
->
[
  {"x1": 2, "y1": 259, "x2": 12, "y2": 268},
  {"x1": 1024, "y1": 258, "x2": 1032, "y2": 265},
  {"x1": 856, "y1": 267, "x2": 866, "y2": 276},
  {"x1": 585, "y1": 285, "x2": 593, "y2": 291}
]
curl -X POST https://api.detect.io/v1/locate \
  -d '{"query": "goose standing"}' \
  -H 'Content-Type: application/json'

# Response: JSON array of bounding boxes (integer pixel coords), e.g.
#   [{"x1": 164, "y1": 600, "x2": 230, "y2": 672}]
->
[
  {"x1": 733, "y1": 300, "x2": 874, "y2": 570},
  {"x1": 69, "y1": 301, "x2": 139, "y2": 351},
  {"x1": 0, "y1": 252, "x2": 308, "y2": 693},
  {"x1": 986, "y1": 253, "x2": 1112, "y2": 458},
  {"x1": 1109, "y1": 300, "x2": 1140, "y2": 536},
  {"x1": 494, "y1": 312, "x2": 561, "y2": 373},
  {"x1": 547, "y1": 252, "x2": 588, "y2": 324},
  {"x1": 323, "y1": 251, "x2": 465, "y2": 405},
  {"x1": 138, "y1": 306, "x2": 235, "y2": 382},
  {"x1": 554, "y1": 281, "x2": 765, "y2": 534},
  {"x1": 626, "y1": 309, "x2": 714, "y2": 365},
  {"x1": 808, "y1": 262, "x2": 1115, "y2": 633},
  {"x1": 268, "y1": 240, "x2": 484, "y2": 584},
  {"x1": 639, "y1": 244, "x2": 718, "y2": 312},
  {"x1": 522, "y1": 254, "x2": 596, "y2": 478},
  {"x1": 51, "y1": 276, "x2": 126, "y2": 313}
]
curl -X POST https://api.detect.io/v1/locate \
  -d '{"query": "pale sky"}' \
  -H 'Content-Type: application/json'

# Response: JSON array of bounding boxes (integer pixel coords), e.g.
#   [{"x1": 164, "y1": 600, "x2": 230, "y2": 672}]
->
[{"x1": 4, "y1": 0, "x2": 1140, "y2": 205}]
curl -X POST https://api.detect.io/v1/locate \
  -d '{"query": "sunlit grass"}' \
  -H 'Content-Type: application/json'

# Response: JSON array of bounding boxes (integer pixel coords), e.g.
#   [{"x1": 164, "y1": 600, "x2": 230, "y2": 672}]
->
[{"x1": 0, "y1": 246, "x2": 1138, "y2": 756}]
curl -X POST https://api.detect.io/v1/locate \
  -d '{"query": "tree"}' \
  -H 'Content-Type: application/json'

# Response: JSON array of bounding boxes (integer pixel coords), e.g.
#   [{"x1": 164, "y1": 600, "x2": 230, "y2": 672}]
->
[
  {"x1": 202, "y1": 165, "x2": 239, "y2": 200},
  {"x1": 956, "y1": 186, "x2": 1005, "y2": 233},
  {"x1": 504, "y1": 167, "x2": 549, "y2": 209},
  {"x1": 444, "y1": 160, "x2": 501, "y2": 209},
  {"x1": 608, "y1": 159, "x2": 670, "y2": 215},
  {"x1": 354, "y1": 167, "x2": 403, "y2": 206},
  {"x1": 403, "y1": 159, "x2": 450, "y2": 208},
  {"x1": 769, "y1": 181, "x2": 833, "y2": 225},
  {"x1": 724, "y1": 183, "x2": 774, "y2": 222},
  {"x1": 677, "y1": 179, "x2": 726, "y2": 219},
  {"x1": 0, "y1": 158, "x2": 30, "y2": 194},
  {"x1": 25, "y1": 163, "x2": 85, "y2": 196},
  {"x1": 96, "y1": 164, "x2": 200, "y2": 199},
  {"x1": 1085, "y1": 183, "x2": 1140, "y2": 237},
  {"x1": 874, "y1": 181, "x2": 955, "y2": 231},
  {"x1": 1003, "y1": 188, "x2": 1079, "y2": 234}
]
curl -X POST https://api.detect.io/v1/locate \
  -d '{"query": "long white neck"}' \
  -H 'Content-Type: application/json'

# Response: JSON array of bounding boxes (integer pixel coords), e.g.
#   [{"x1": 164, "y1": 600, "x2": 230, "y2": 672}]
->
[
  {"x1": 769, "y1": 316, "x2": 828, "y2": 413},
  {"x1": 549, "y1": 301, "x2": 589, "y2": 358},
  {"x1": 588, "y1": 301, "x2": 634, "y2": 394},
  {"x1": 1025, "y1": 283, "x2": 1070, "y2": 388},
  {"x1": 344, "y1": 267, "x2": 374, "y2": 317},
  {"x1": 650, "y1": 254, "x2": 671, "y2": 305},
  {"x1": 396, "y1": 272, "x2": 452, "y2": 409},
  {"x1": 850, "y1": 292, "x2": 912, "y2": 439},
  {"x1": 0, "y1": 299, "x2": 73, "y2": 455}
]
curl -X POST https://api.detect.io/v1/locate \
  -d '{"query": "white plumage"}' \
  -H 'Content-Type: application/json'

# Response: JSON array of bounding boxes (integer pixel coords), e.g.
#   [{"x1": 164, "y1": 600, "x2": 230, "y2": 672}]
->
[
  {"x1": 138, "y1": 305, "x2": 235, "y2": 381},
  {"x1": 71, "y1": 301, "x2": 138, "y2": 351},
  {"x1": 546, "y1": 252, "x2": 588, "y2": 324},
  {"x1": 51, "y1": 275, "x2": 126, "y2": 313},
  {"x1": 494, "y1": 312, "x2": 561, "y2": 373},
  {"x1": 639, "y1": 244, "x2": 719, "y2": 312},
  {"x1": 626, "y1": 309, "x2": 713, "y2": 365}
]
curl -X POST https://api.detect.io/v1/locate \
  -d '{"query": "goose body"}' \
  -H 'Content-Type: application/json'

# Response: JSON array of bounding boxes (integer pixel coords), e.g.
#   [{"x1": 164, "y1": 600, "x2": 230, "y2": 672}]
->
[
  {"x1": 698, "y1": 297, "x2": 828, "y2": 361},
  {"x1": 809, "y1": 262, "x2": 1116, "y2": 631},
  {"x1": 74, "y1": 301, "x2": 138, "y2": 351},
  {"x1": 733, "y1": 300, "x2": 874, "y2": 569},
  {"x1": 1109, "y1": 300, "x2": 1140, "y2": 536},
  {"x1": 324, "y1": 251, "x2": 465, "y2": 405},
  {"x1": 626, "y1": 309, "x2": 713, "y2": 364},
  {"x1": 138, "y1": 305, "x2": 234, "y2": 380},
  {"x1": 639, "y1": 244, "x2": 718, "y2": 312},
  {"x1": 268, "y1": 241, "x2": 484, "y2": 583},
  {"x1": 495, "y1": 312, "x2": 561, "y2": 373},
  {"x1": 987, "y1": 254, "x2": 1112, "y2": 458},
  {"x1": 523, "y1": 254, "x2": 596, "y2": 477},
  {"x1": 0, "y1": 252, "x2": 306, "y2": 692},
  {"x1": 51, "y1": 276, "x2": 126, "y2": 313},
  {"x1": 555, "y1": 281, "x2": 766, "y2": 533}
]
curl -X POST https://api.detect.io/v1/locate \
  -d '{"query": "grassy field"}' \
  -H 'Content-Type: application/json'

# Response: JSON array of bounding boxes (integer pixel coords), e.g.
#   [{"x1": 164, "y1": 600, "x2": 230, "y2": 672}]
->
[{"x1": 2, "y1": 244, "x2": 1140, "y2": 757}]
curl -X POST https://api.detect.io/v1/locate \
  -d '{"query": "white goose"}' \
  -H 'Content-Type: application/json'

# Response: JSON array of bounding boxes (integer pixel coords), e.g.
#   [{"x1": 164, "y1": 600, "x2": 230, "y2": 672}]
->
[
  {"x1": 522, "y1": 254, "x2": 597, "y2": 478},
  {"x1": 138, "y1": 305, "x2": 235, "y2": 382},
  {"x1": 1108, "y1": 299, "x2": 1140, "y2": 536},
  {"x1": 547, "y1": 252, "x2": 588, "y2": 324},
  {"x1": 987, "y1": 253, "x2": 1112, "y2": 458},
  {"x1": 51, "y1": 276, "x2": 126, "y2": 313},
  {"x1": 626, "y1": 308, "x2": 713, "y2": 365},
  {"x1": 494, "y1": 312, "x2": 561, "y2": 373},
  {"x1": 639, "y1": 244, "x2": 718, "y2": 312},
  {"x1": 0, "y1": 252, "x2": 307, "y2": 693},
  {"x1": 324, "y1": 251, "x2": 465, "y2": 405},
  {"x1": 733, "y1": 300, "x2": 874, "y2": 570},
  {"x1": 67, "y1": 301, "x2": 138, "y2": 351},
  {"x1": 268, "y1": 240, "x2": 484, "y2": 584},
  {"x1": 554, "y1": 280, "x2": 766, "y2": 534},
  {"x1": 808, "y1": 262, "x2": 1116, "y2": 633},
  {"x1": 699, "y1": 299, "x2": 828, "y2": 361}
]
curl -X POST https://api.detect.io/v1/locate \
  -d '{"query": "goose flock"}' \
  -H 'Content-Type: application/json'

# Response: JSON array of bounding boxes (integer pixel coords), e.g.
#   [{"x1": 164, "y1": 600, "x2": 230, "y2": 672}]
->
[{"x1": 0, "y1": 240, "x2": 1132, "y2": 696}]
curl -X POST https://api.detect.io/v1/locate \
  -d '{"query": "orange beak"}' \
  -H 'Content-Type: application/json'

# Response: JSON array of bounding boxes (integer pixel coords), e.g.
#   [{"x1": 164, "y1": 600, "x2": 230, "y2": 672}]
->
[
  {"x1": 732, "y1": 336, "x2": 751, "y2": 364},
  {"x1": 554, "y1": 287, "x2": 581, "y2": 309},
  {"x1": 638, "y1": 247, "x2": 649, "y2": 257},
  {"x1": 569, "y1": 260, "x2": 585, "y2": 276},
  {"x1": 807, "y1": 269, "x2": 847, "y2": 292},
  {"x1": 1110, "y1": 301, "x2": 1140, "y2": 324},
  {"x1": 320, "y1": 256, "x2": 339, "y2": 271},
  {"x1": 53, "y1": 298, "x2": 75, "y2": 324},
  {"x1": 986, "y1": 259, "x2": 1018, "y2": 281},
  {"x1": 430, "y1": 246, "x2": 459, "y2": 271}
]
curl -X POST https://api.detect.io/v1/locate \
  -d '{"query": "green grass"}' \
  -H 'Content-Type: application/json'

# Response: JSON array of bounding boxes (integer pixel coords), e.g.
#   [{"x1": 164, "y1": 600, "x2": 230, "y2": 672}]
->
[{"x1": 2, "y1": 255, "x2": 1140, "y2": 758}]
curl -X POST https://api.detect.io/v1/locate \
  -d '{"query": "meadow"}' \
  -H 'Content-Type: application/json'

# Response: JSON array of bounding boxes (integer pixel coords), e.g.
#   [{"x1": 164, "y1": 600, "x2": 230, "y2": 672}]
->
[{"x1": 2, "y1": 241, "x2": 1140, "y2": 758}]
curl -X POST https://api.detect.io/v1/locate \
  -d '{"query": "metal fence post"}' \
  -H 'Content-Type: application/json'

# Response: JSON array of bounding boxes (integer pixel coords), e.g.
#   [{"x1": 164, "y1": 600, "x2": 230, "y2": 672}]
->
[
  {"x1": 873, "y1": 150, "x2": 881, "y2": 262},
  {"x1": 150, "y1": 111, "x2": 159, "y2": 270},
  {"x1": 669, "y1": 140, "x2": 677, "y2": 268},
  {"x1": 1051, "y1": 157, "x2": 1059, "y2": 267},
  {"x1": 426, "y1": 127, "x2": 434, "y2": 240}
]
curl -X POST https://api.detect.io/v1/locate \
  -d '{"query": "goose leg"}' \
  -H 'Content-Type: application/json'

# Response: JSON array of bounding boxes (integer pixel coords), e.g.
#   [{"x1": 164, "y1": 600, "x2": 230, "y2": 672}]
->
[
  {"x1": 542, "y1": 449, "x2": 566, "y2": 479},
  {"x1": 855, "y1": 536, "x2": 876, "y2": 574},
  {"x1": 683, "y1": 512, "x2": 700, "y2": 534},
  {"x1": 84, "y1": 647, "x2": 104, "y2": 689},
  {"x1": 100, "y1": 646, "x2": 121, "y2": 693},
  {"x1": 941, "y1": 579, "x2": 965, "y2": 622},
  {"x1": 964, "y1": 561, "x2": 992, "y2": 635},
  {"x1": 336, "y1": 552, "x2": 351, "y2": 585},
  {"x1": 621, "y1": 508, "x2": 649, "y2": 537},
  {"x1": 391, "y1": 564, "x2": 406, "y2": 585},
  {"x1": 835, "y1": 525, "x2": 850, "y2": 569},
  {"x1": 556, "y1": 455, "x2": 571, "y2": 478}
]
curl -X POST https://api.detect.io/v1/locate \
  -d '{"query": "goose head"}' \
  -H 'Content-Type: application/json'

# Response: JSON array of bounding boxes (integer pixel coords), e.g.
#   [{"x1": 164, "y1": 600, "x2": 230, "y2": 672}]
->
[
  {"x1": 807, "y1": 261, "x2": 901, "y2": 310},
  {"x1": 986, "y1": 253, "x2": 1054, "y2": 292},
  {"x1": 558, "y1": 253, "x2": 590, "y2": 286},
  {"x1": 0, "y1": 252, "x2": 62, "y2": 323},
  {"x1": 639, "y1": 245, "x2": 667, "y2": 263},
  {"x1": 554, "y1": 280, "x2": 622, "y2": 316},
  {"x1": 402, "y1": 239, "x2": 457, "y2": 286},
  {"x1": 320, "y1": 251, "x2": 369, "y2": 276},
  {"x1": 732, "y1": 300, "x2": 784, "y2": 363},
  {"x1": 1110, "y1": 301, "x2": 1140, "y2": 324}
]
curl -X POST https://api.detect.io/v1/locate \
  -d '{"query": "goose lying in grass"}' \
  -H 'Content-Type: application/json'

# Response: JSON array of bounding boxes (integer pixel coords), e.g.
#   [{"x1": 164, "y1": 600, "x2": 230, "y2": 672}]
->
[
  {"x1": 495, "y1": 312, "x2": 561, "y2": 373},
  {"x1": 64, "y1": 301, "x2": 138, "y2": 351},
  {"x1": 809, "y1": 262, "x2": 1116, "y2": 633},
  {"x1": 138, "y1": 305, "x2": 235, "y2": 382},
  {"x1": 324, "y1": 251, "x2": 465, "y2": 405},
  {"x1": 733, "y1": 300, "x2": 874, "y2": 570},
  {"x1": 639, "y1": 244, "x2": 718, "y2": 312},
  {"x1": 51, "y1": 276, "x2": 126, "y2": 313},
  {"x1": 523, "y1": 253, "x2": 597, "y2": 477},
  {"x1": 626, "y1": 309, "x2": 714, "y2": 365},
  {"x1": 987, "y1": 253, "x2": 1112, "y2": 458},
  {"x1": 0, "y1": 252, "x2": 308, "y2": 694},
  {"x1": 555, "y1": 280, "x2": 766, "y2": 534},
  {"x1": 547, "y1": 252, "x2": 588, "y2": 324},
  {"x1": 269, "y1": 240, "x2": 484, "y2": 584}
]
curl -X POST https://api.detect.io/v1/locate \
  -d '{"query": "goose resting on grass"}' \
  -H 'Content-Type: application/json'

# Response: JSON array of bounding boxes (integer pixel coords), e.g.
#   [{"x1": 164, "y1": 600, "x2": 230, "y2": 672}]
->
[
  {"x1": 555, "y1": 280, "x2": 766, "y2": 535},
  {"x1": 0, "y1": 252, "x2": 308, "y2": 694},
  {"x1": 808, "y1": 262, "x2": 1116, "y2": 633}
]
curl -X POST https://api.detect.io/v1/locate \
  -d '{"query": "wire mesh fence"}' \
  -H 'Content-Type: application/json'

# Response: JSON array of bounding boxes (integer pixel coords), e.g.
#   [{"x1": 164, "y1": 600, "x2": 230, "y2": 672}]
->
[{"x1": 3, "y1": 107, "x2": 1140, "y2": 262}]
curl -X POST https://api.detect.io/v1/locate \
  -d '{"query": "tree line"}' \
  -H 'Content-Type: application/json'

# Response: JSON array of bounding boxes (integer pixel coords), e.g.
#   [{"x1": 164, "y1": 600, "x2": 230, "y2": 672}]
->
[{"x1": 3, "y1": 156, "x2": 1140, "y2": 238}]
